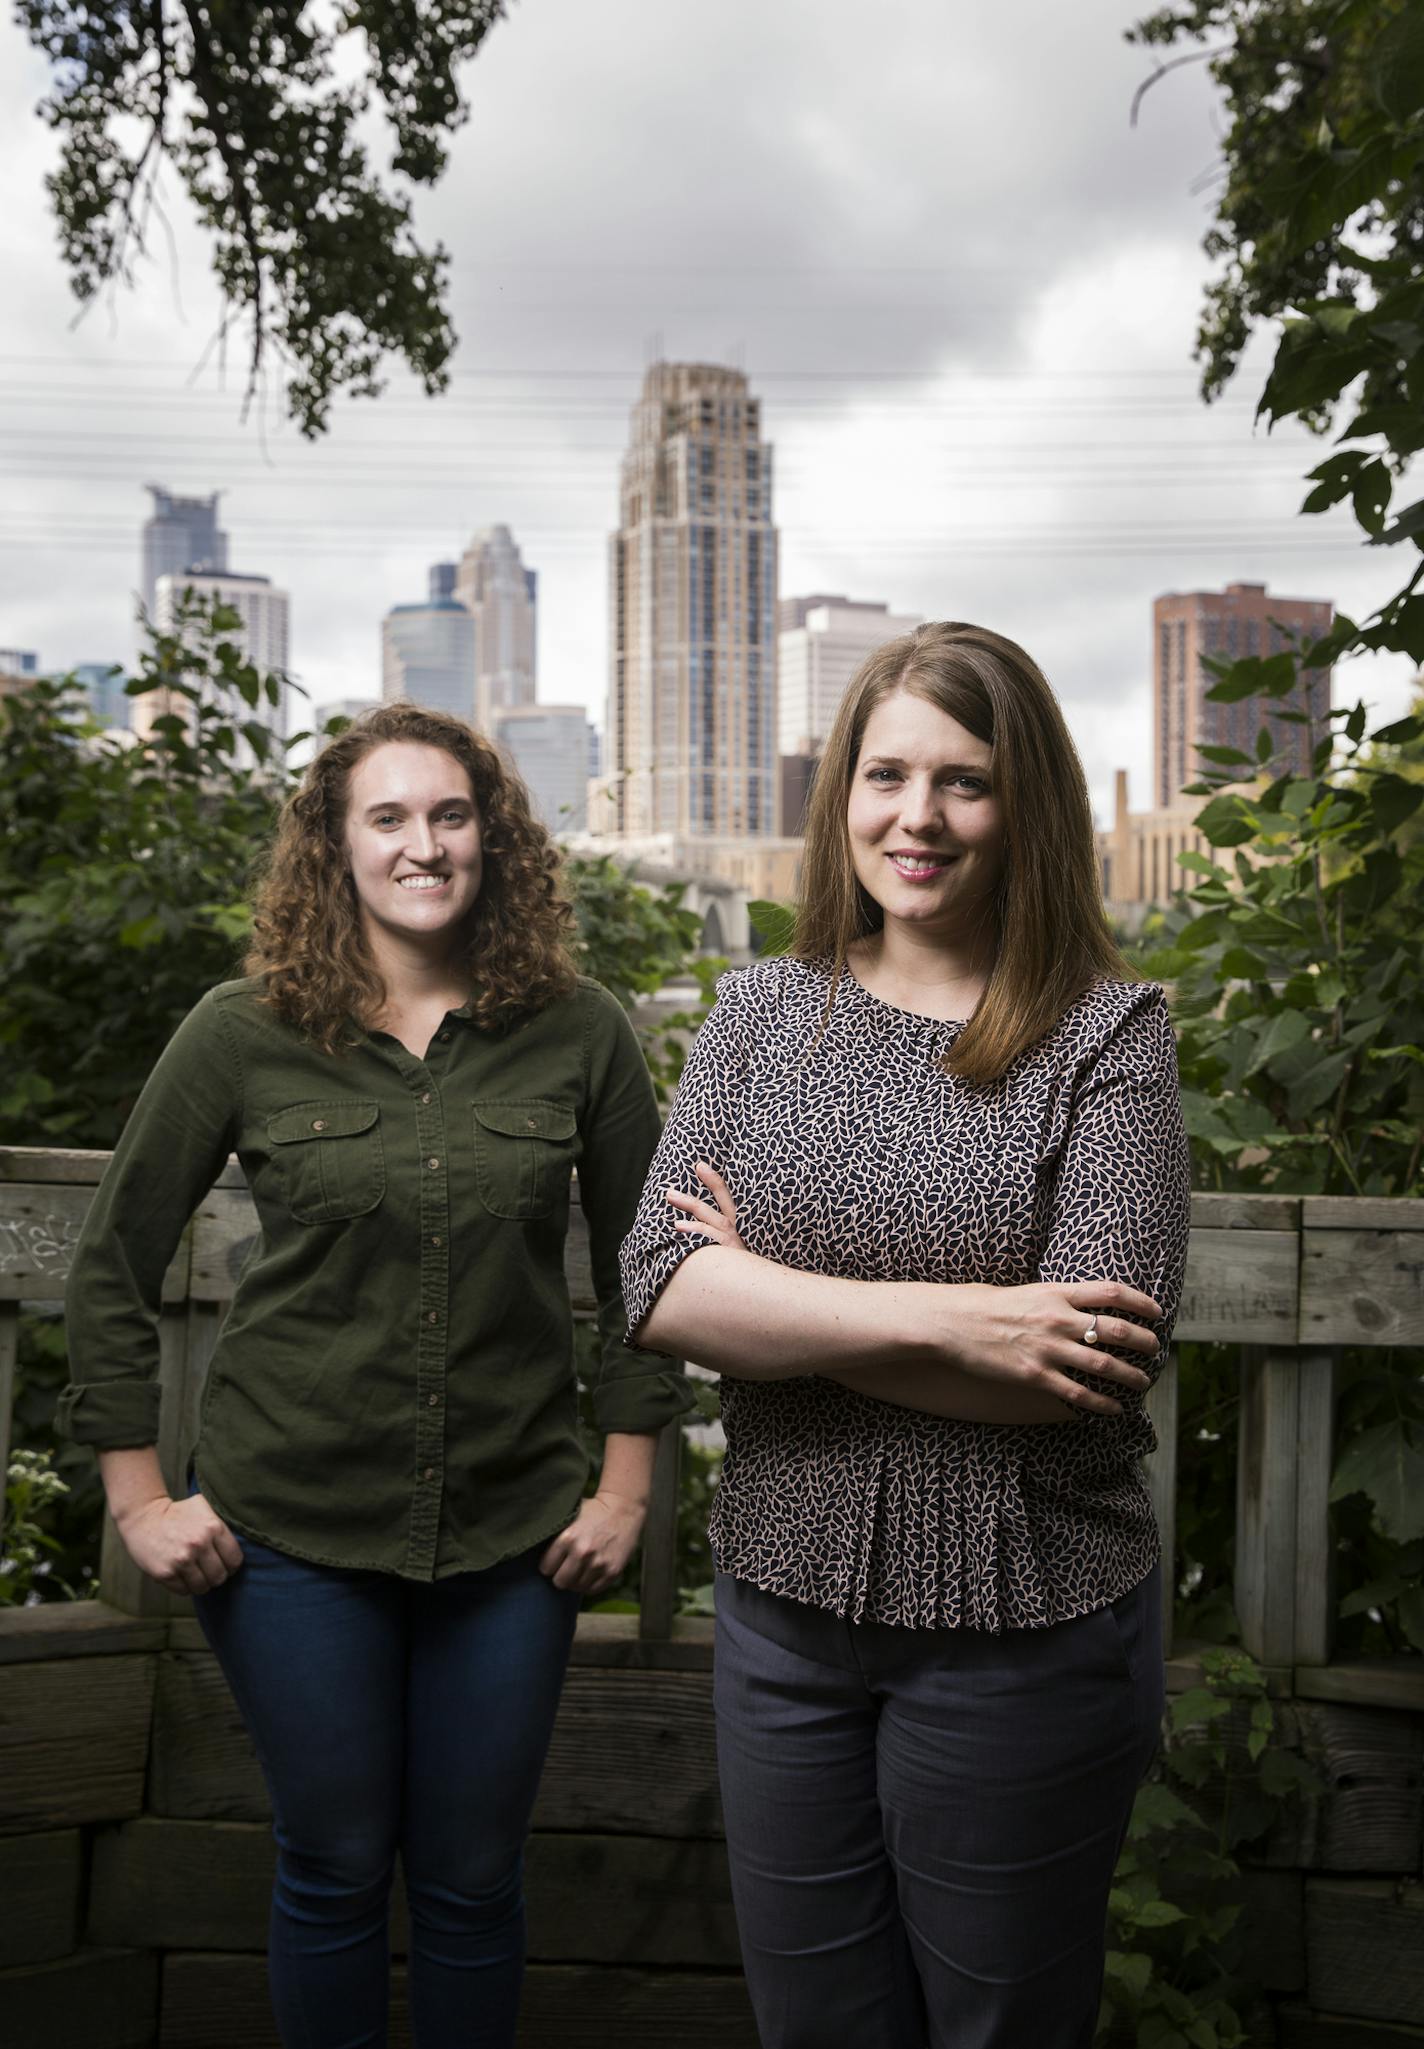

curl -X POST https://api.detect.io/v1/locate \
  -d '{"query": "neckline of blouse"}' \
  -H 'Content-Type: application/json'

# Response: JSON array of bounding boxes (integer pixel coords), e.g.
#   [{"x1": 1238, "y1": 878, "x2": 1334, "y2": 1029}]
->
[{"x1": 835, "y1": 960, "x2": 970, "y2": 1035}]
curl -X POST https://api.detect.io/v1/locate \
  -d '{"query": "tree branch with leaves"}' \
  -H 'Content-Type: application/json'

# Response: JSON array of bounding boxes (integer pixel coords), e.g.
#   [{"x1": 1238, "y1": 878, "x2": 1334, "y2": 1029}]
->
[{"x1": 19, "y1": 0, "x2": 507, "y2": 435}]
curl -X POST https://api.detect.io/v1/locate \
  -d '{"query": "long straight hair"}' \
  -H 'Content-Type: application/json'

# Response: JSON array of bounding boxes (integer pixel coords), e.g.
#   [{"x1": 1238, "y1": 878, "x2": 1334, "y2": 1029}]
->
[{"x1": 795, "y1": 621, "x2": 1131, "y2": 1083}]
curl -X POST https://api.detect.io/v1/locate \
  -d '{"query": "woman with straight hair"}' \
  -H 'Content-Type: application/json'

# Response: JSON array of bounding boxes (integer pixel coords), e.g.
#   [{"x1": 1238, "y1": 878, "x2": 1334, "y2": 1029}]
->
[
  {"x1": 621, "y1": 622, "x2": 1190, "y2": 2049},
  {"x1": 61, "y1": 701, "x2": 690, "y2": 2049}
]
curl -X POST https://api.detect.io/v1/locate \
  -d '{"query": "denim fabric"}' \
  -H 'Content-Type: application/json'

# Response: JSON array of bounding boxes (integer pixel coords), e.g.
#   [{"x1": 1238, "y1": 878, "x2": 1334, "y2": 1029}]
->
[
  {"x1": 193, "y1": 1522, "x2": 579, "y2": 2049},
  {"x1": 713, "y1": 1565, "x2": 1164, "y2": 2049}
]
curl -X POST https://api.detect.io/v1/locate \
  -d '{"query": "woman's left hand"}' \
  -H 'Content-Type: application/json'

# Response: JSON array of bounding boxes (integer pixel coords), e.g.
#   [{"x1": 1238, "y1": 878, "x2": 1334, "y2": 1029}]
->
[
  {"x1": 667, "y1": 1161, "x2": 746, "y2": 1250},
  {"x1": 539, "y1": 1490, "x2": 647, "y2": 1595}
]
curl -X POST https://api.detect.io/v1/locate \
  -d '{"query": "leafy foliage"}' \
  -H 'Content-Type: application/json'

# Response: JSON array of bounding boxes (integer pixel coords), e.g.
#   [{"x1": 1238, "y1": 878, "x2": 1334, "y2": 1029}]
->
[
  {"x1": 0, "y1": 596, "x2": 304, "y2": 1148},
  {"x1": 0, "y1": 1444, "x2": 88, "y2": 1606},
  {"x1": 17, "y1": 0, "x2": 506, "y2": 435},
  {"x1": 1101, "y1": 1650, "x2": 1316, "y2": 2048}
]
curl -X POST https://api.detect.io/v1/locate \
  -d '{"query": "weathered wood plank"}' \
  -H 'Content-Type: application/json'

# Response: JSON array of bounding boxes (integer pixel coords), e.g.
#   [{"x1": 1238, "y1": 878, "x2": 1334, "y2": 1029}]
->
[
  {"x1": 1294, "y1": 1348, "x2": 1338, "y2": 1668},
  {"x1": 0, "y1": 1301, "x2": 16, "y2": 1504},
  {"x1": 1294, "y1": 1661, "x2": 1424, "y2": 1715},
  {"x1": 1238, "y1": 1868, "x2": 1305, "y2": 1995},
  {"x1": 1276, "y1": 2009, "x2": 1424, "y2": 2047},
  {"x1": 1177, "y1": 1229, "x2": 1299, "y2": 1344},
  {"x1": 638, "y1": 1419, "x2": 682, "y2": 1641},
  {"x1": 0, "y1": 1654, "x2": 155, "y2": 1835},
  {"x1": 1278, "y1": 2008, "x2": 1424, "y2": 2040},
  {"x1": 0, "y1": 1148, "x2": 244, "y2": 1190},
  {"x1": 1190, "y1": 1193, "x2": 1301, "y2": 1232},
  {"x1": 148, "y1": 1648, "x2": 723, "y2": 1838},
  {"x1": 1300, "y1": 1230, "x2": 1424, "y2": 1347},
  {"x1": 0, "y1": 1600, "x2": 166, "y2": 1666},
  {"x1": 188, "y1": 1189, "x2": 259, "y2": 1305},
  {"x1": 0, "y1": 1182, "x2": 188, "y2": 1303},
  {"x1": 0, "y1": 1827, "x2": 83, "y2": 1968},
  {"x1": 0, "y1": 1147, "x2": 116, "y2": 1185},
  {"x1": 1305, "y1": 1880, "x2": 1424, "y2": 2025},
  {"x1": 159, "y1": 1955, "x2": 757, "y2": 2049},
  {"x1": 536, "y1": 1667, "x2": 722, "y2": 1837},
  {"x1": 1302, "y1": 1197, "x2": 1424, "y2": 1232},
  {"x1": 1142, "y1": 1349, "x2": 1178, "y2": 1654},
  {"x1": 89, "y1": 1817, "x2": 741, "y2": 1968},
  {"x1": 0, "y1": 1945, "x2": 159, "y2": 2049},
  {"x1": 1295, "y1": 1704, "x2": 1424, "y2": 1875},
  {"x1": 148, "y1": 1652, "x2": 268, "y2": 1822},
  {"x1": 1236, "y1": 1348, "x2": 1301, "y2": 1669}
]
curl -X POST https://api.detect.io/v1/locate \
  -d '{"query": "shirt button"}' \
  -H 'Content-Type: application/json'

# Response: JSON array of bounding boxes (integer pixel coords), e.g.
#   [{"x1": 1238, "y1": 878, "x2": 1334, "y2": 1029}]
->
[
  {"x1": 423, "y1": 1466, "x2": 435, "y2": 1481},
  {"x1": 311, "y1": 1119, "x2": 326, "y2": 1132},
  {"x1": 426, "y1": 1310, "x2": 439, "y2": 1325},
  {"x1": 430, "y1": 1235, "x2": 442, "y2": 1247},
  {"x1": 420, "y1": 1091, "x2": 432, "y2": 1106},
  {"x1": 428, "y1": 1393, "x2": 440, "y2": 1407},
  {"x1": 427, "y1": 1157, "x2": 440, "y2": 1171},
  {"x1": 525, "y1": 1117, "x2": 538, "y2": 1132},
  {"x1": 438, "y1": 1031, "x2": 451, "y2": 1043}
]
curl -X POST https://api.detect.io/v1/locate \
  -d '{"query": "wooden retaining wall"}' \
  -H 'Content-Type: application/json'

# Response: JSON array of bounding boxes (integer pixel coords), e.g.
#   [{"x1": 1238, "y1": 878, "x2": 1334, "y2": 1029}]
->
[{"x1": 1, "y1": 1149, "x2": 1421, "y2": 2046}]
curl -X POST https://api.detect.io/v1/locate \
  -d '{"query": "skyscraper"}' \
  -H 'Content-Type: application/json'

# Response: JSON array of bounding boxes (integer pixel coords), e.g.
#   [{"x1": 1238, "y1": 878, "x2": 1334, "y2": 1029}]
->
[
  {"x1": 382, "y1": 564, "x2": 478, "y2": 718},
  {"x1": 145, "y1": 570, "x2": 291, "y2": 762},
  {"x1": 1153, "y1": 581, "x2": 1333, "y2": 806},
  {"x1": 776, "y1": 596, "x2": 921, "y2": 834},
  {"x1": 141, "y1": 487, "x2": 228, "y2": 621},
  {"x1": 608, "y1": 362, "x2": 778, "y2": 837},
  {"x1": 73, "y1": 661, "x2": 129, "y2": 730},
  {"x1": 494, "y1": 704, "x2": 592, "y2": 835},
  {"x1": 454, "y1": 526, "x2": 537, "y2": 729}
]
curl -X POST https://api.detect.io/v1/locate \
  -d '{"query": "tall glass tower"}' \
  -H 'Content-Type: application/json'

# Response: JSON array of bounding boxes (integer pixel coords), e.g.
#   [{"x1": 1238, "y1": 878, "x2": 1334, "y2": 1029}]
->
[
  {"x1": 141, "y1": 487, "x2": 229, "y2": 620},
  {"x1": 608, "y1": 363, "x2": 777, "y2": 837}
]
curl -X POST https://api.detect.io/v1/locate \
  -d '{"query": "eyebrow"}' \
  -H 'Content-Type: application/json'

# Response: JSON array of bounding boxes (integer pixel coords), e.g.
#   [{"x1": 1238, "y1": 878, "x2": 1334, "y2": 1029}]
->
[
  {"x1": 361, "y1": 795, "x2": 473, "y2": 816},
  {"x1": 861, "y1": 754, "x2": 992, "y2": 773}
]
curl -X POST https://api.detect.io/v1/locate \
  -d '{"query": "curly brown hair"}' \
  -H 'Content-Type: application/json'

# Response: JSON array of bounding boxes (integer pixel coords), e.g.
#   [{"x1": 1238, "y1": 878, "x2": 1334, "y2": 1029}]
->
[{"x1": 246, "y1": 701, "x2": 577, "y2": 1050}]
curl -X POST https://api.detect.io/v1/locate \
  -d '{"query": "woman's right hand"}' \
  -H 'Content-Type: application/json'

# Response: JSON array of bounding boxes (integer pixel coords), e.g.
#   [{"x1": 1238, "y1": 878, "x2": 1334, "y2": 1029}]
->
[
  {"x1": 115, "y1": 1492, "x2": 245, "y2": 1594},
  {"x1": 919, "y1": 1279, "x2": 1163, "y2": 1417}
]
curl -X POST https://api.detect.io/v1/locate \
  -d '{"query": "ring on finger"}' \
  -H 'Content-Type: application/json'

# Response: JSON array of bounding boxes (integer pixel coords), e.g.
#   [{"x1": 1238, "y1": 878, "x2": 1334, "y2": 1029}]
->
[{"x1": 1083, "y1": 1313, "x2": 1101, "y2": 1346}]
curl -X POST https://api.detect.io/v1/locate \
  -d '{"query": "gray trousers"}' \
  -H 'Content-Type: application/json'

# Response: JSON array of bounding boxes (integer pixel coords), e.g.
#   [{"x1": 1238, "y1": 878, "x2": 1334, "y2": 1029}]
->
[{"x1": 714, "y1": 1566, "x2": 1164, "y2": 2049}]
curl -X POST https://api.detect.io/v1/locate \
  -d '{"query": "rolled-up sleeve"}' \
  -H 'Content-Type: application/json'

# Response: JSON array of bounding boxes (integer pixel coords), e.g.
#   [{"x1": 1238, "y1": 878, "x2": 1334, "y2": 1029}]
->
[
  {"x1": 58, "y1": 994, "x2": 240, "y2": 1449},
  {"x1": 577, "y1": 988, "x2": 696, "y2": 1434},
  {"x1": 619, "y1": 970, "x2": 752, "y2": 1343},
  {"x1": 1035, "y1": 988, "x2": 1191, "y2": 1433}
]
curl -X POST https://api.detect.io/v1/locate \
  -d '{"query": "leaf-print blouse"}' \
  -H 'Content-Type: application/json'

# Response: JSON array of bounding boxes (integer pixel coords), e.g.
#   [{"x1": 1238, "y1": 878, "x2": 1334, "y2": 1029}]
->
[{"x1": 619, "y1": 957, "x2": 1191, "y2": 1632}]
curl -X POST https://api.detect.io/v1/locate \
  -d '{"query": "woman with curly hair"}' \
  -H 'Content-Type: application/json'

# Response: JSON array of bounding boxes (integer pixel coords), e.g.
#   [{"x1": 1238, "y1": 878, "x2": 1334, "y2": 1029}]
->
[{"x1": 62, "y1": 701, "x2": 690, "y2": 2049}]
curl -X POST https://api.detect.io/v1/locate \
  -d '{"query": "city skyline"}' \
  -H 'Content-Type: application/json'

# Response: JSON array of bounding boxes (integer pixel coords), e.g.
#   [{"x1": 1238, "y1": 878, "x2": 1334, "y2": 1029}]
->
[{"x1": 2, "y1": 0, "x2": 1416, "y2": 831}]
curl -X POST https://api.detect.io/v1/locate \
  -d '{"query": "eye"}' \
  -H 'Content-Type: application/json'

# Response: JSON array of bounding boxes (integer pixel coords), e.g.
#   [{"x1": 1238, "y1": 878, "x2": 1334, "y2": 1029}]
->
[
  {"x1": 373, "y1": 811, "x2": 401, "y2": 828},
  {"x1": 948, "y1": 775, "x2": 990, "y2": 795},
  {"x1": 865, "y1": 767, "x2": 901, "y2": 784}
]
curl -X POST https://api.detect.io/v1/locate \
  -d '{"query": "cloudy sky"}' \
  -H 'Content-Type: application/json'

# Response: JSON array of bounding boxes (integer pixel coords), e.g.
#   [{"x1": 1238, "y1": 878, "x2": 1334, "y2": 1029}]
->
[{"x1": 1, "y1": 0, "x2": 1412, "y2": 823}]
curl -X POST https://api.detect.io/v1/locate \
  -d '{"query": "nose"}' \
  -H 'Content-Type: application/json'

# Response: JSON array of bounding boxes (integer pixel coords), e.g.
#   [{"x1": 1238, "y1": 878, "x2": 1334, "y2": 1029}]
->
[
  {"x1": 896, "y1": 775, "x2": 944, "y2": 839},
  {"x1": 404, "y1": 817, "x2": 440, "y2": 862}
]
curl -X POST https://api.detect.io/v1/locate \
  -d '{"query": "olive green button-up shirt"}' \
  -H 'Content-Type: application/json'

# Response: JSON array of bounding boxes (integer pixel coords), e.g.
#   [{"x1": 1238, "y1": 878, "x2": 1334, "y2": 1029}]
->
[{"x1": 59, "y1": 975, "x2": 691, "y2": 1579}]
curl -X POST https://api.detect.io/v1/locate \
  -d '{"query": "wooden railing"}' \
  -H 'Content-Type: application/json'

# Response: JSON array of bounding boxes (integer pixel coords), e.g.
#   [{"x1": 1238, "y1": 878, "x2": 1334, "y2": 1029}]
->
[{"x1": 2, "y1": 1151, "x2": 1422, "y2": 1697}]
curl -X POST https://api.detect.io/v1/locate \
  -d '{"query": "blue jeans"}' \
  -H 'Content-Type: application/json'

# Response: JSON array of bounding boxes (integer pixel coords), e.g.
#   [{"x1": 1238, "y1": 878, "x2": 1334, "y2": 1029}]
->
[
  {"x1": 714, "y1": 1567, "x2": 1164, "y2": 2049},
  {"x1": 192, "y1": 1519, "x2": 579, "y2": 2049}
]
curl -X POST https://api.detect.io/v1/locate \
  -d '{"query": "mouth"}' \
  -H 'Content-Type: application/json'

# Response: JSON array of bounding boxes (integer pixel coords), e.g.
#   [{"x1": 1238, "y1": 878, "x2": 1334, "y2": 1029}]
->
[
  {"x1": 396, "y1": 874, "x2": 450, "y2": 892},
  {"x1": 886, "y1": 851, "x2": 957, "y2": 879}
]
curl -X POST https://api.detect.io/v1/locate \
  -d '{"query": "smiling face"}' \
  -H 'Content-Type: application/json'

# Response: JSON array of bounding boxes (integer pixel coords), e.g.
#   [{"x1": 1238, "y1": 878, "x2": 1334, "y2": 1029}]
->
[
  {"x1": 846, "y1": 686, "x2": 1007, "y2": 937},
  {"x1": 343, "y1": 741, "x2": 483, "y2": 959}
]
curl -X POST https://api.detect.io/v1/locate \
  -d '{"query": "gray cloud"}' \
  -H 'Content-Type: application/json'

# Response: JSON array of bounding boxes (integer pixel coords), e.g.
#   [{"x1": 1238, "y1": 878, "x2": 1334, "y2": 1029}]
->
[{"x1": 0, "y1": 0, "x2": 1412, "y2": 824}]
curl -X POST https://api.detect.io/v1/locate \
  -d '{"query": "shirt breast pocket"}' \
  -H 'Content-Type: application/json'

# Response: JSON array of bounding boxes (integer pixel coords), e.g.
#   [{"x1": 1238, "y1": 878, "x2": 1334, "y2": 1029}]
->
[
  {"x1": 473, "y1": 1100, "x2": 577, "y2": 1220},
  {"x1": 267, "y1": 1101, "x2": 386, "y2": 1224}
]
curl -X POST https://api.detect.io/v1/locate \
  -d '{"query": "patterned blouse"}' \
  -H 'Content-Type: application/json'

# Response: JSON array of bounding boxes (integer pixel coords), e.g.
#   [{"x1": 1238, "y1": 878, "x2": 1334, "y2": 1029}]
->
[{"x1": 620, "y1": 957, "x2": 1191, "y2": 1633}]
